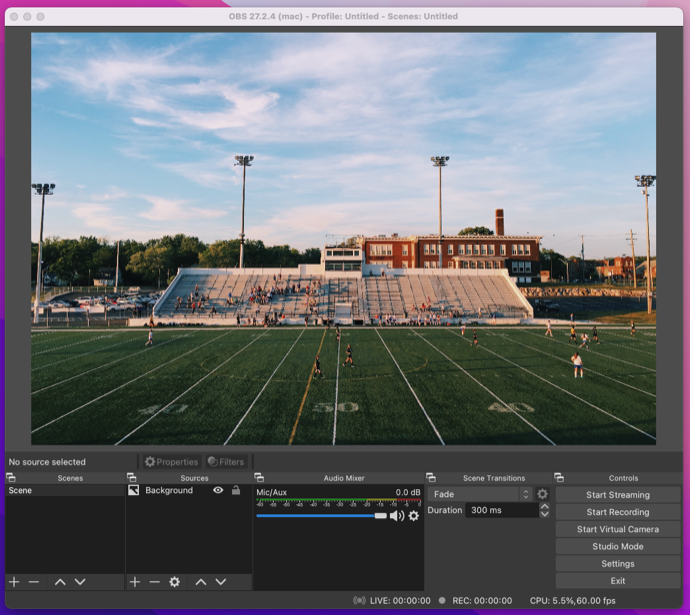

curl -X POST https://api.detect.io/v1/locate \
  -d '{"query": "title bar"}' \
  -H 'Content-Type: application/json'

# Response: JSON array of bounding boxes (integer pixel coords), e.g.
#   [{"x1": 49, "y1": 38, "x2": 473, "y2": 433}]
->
[{"x1": 5, "y1": 7, "x2": 683, "y2": 27}]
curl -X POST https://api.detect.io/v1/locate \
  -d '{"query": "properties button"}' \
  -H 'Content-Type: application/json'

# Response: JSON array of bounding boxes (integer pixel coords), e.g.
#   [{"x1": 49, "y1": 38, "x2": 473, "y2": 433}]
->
[{"x1": 141, "y1": 455, "x2": 201, "y2": 470}]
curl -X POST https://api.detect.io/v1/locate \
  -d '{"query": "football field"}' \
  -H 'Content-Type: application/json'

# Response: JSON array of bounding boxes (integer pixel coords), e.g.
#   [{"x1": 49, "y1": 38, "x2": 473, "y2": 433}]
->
[{"x1": 31, "y1": 326, "x2": 657, "y2": 446}]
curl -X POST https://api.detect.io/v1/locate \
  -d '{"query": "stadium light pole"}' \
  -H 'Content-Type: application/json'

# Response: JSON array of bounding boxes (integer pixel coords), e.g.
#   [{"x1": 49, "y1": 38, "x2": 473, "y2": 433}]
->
[
  {"x1": 431, "y1": 157, "x2": 449, "y2": 270},
  {"x1": 235, "y1": 155, "x2": 254, "y2": 269},
  {"x1": 635, "y1": 175, "x2": 656, "y2": 314},
  {"x1": 31, "y1": 183, "x2": 55, "y2": 324}
]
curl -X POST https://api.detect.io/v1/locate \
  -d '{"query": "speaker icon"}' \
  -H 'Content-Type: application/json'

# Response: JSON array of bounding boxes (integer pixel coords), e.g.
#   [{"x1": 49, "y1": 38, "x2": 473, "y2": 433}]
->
[{"x1": 389, "y1": 510, "x2": 405, "y2": 521}]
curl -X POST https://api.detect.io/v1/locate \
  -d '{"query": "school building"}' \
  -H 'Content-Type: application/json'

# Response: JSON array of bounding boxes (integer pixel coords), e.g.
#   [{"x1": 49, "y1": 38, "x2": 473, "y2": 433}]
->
[{"x1": 359, "y1": 210, "x2": 542, "y2": 283}]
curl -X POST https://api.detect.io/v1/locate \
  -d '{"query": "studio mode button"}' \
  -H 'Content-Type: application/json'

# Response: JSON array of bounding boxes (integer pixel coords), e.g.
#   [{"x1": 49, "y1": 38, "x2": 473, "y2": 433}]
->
[
  {"x1": 205, "y1": 454, "x2": 248, "y2": 470},
  {"x1": 141, "y1": 454, "x2": 201, "y2": 470}
]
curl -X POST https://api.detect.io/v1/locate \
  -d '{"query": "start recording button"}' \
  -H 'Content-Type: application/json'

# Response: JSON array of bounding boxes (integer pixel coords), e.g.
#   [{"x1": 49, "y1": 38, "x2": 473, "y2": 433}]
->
[
  {"x1": 205, "y1": 454, "x2": 248, "y2": 470},
  {"x1": 141, "y1": 455, "x2": 201, "y2": 470}
]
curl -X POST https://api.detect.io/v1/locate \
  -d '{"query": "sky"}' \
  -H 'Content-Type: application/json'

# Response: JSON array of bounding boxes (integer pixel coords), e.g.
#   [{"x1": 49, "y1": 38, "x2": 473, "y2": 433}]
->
[{"x1": 31, "y1": 31, "x2": 656, "y2": 259}]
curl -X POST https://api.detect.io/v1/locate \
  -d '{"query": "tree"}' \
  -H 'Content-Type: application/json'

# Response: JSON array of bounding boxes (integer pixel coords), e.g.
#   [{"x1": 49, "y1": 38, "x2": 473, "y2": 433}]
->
[
  {"x1": 539, "y1": 249, "x2": 567, "y2": 281},
  {"x1": 31, "y1": 234, "x2": 326, "y2": 284},
  {"x1": 337, "y1": 237, "x2": 359, "y2": 248},
  {"x1": 458, "y1": 226, "x2": 494, "y2": 236},
  {"x1": 52, "y1": 238, "x2": 83, "y2": 285},
  {"x1": 198, "y1": 240, "x2": 241, "y2": 268},
  {"x1": 301, "y1": 247, "x2": 322, "y2": 264},
  {"x1": 155, "y1": 234, "x2": 206, "y2": 270},
  {"x1": 32, "y1": 237, "x2": 60, "y2": 283},
  {"x1": 126, "y1": 243, "x2": 173, "y2": 286}
]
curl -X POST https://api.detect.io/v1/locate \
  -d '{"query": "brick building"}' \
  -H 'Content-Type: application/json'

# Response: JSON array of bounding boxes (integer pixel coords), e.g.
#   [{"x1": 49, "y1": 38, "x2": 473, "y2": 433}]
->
[
  {"x1": 597, "y1": 256, "x2": 636, "y2": 280},
  {"x1": 360, "y1": 210, "x2": 542, "y2": 282}
]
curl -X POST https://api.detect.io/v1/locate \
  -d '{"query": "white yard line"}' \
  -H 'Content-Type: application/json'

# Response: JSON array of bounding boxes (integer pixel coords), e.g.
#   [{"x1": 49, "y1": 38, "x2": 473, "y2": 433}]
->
[
  {"x1": 590, "y1": 336, "x2": 657, "y2": 356},
  {"x1": 32, "y1": 333, "x2": 146, "y2": 372},
  {"x1": 518, "y1": 329, "x2": 656, "y2": 372},
  {"x1": 448, "y1": 329, "x2": 655, "y2": 441},
  {"x1": 487, "y1": 332, "x2": 655, "y2": 399},
  {"x1": 605, "y1": 330, "x2": 657, "y2": 346},
  {"x1": 30, "y1": 333, "x2": 75, "y2": 344},
  {"x1": 412, "y1": 330, "x2": 554, "y2": 445},
  {"x1": 32, "y1": 330, "x2": 234, "y2": 434},
  {"x1": 332, "y1": 335, "x2": 341, "y2": 445},
  {"x1": 31, "y1": 332, "x2": 126, "y2": 356},
  {"x1": 31, "y1": 333, "x2": 195, "y2": 394},
  {"x1": 223, "y1": 330, "x2": 305, "y2": 445},
  {"x1": 377, "y1": 330, "x2": 445, "y2": 445},
  {"x1": 117, "y1": 331, "x2": 272, "y2": 445}
]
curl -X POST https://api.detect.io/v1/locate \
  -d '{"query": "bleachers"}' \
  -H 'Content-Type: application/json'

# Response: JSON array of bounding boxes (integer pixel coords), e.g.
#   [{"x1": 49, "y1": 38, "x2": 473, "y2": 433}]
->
[
  {"x1": 363, "y1": 277, "x2": 407, "y2": 319},
  {"x1": 155, "y1": 273, "x2": 252, "y2": 318},
  {"x1": 440, "y1": 275, "x2": 528, "y2": 317},
  {"x1": 155, "y1": 271, "x2": 329, "y2": 320},
  {"x1": 361, "y1": 273, "x2": 530, "y2": 320},
  {"x1": 154, "y1": 269, "x2": 530, "y2": 322},
  {"x1": 236, "y1": 275, "x2": 327, "y2": 320}
]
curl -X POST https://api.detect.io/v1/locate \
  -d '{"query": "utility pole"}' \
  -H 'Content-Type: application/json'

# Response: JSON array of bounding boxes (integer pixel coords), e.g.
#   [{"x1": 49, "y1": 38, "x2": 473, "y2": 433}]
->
[
  {"x1": 581, "y1": 235, "x2": 585, "y2": 283},
  {"x1": 635, "y1": 175, "x2": 655, "y2": 314},
  {"x1": 628, "y1": 230, "x2": 637, "y2": 289},
  {"x1": 431, "y1": 157, "x2": 449, "y2": 271},
  {"x1": 115, "y1": 240, "x2": 120, "y2": 294},
  {"x1": 31, "y1": 183, "x2": 55, "y2": 324},
  {"x1": 235, "y1": 155, "x2": 255, "y2": 269}
]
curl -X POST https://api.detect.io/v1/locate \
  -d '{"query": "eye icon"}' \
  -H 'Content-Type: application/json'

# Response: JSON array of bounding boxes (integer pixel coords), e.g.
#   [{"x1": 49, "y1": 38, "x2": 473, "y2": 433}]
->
[{"x1": 213, "y1": 486, "x2": 223, "y2": 494}]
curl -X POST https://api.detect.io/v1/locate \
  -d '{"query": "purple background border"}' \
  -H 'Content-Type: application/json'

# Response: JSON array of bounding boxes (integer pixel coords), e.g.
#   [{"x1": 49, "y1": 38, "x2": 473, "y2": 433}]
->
[{"x1": 4, "y1": 0, "x2": 686, "y2": 612}]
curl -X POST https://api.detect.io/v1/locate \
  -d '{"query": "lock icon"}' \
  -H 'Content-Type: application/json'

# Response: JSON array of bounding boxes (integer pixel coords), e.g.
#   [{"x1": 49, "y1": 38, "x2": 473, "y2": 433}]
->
[{"x1": 232, "y1": 485, "x2": 240, "y2": 496}]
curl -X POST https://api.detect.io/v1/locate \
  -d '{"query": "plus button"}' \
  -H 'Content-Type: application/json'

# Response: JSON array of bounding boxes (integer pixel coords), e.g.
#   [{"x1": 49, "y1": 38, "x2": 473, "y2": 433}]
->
[
  {"x1": 9, "y1": 577, "x2": 19, "y2": 588},
  {"x1": 130, "y1": 577, "x2": 140, "y2": 588}
]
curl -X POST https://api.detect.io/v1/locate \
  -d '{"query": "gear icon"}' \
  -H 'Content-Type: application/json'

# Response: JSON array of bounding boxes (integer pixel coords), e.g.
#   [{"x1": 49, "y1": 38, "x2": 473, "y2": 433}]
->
[
  {"x1": 169, "y1": 576, "x2": 180, "y2": 588},
  {"x1": 537, "y1": 488, "x2": 549, "y2": 500},
  {"x1": 144, "y1": 456, "x2": 155, "y2": 468},
  {"x1": 409, "y1": 510, "x2": 420, "y2": 522}
]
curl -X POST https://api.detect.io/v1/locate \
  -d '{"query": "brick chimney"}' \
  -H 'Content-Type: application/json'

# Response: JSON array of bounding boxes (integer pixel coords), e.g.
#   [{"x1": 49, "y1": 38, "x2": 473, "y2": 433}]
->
[{"x1": 495, "y1": 209, "x2": 504, "y2": 236}]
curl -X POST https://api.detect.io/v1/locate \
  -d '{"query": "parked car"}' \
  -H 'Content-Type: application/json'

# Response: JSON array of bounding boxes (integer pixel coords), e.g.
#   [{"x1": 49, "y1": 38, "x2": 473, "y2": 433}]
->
[{"x1": 534, "y1": 299, "x2": 559, "y2": 313}]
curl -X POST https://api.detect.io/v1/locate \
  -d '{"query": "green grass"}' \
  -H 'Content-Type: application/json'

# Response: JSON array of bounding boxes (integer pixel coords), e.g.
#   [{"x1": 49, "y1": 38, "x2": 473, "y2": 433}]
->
[
  {"x1": 583, "y1": 309, "x2": 657, "y2": 324},
  {"x1": 31, "y1": 325, "x2": 657, "y2": 446}
]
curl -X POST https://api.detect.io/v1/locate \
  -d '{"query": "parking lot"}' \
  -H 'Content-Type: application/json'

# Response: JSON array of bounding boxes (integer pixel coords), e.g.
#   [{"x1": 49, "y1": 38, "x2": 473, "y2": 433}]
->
[
  {"x1": 31, "y1": 289, "x2": 162, "y2": 325},
  {"x1": 528, "y1": 295, "x2": 656, "y2": 317}
]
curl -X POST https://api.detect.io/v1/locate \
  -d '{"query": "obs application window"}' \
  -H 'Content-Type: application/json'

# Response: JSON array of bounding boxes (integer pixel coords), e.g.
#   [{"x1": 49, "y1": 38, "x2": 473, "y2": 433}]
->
[{"x1": 5, "y1": 7, "x2": 683, "y2": 610}]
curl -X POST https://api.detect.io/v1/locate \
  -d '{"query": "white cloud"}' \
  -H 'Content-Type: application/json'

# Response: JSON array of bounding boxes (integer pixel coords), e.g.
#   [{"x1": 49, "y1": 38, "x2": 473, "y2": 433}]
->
[
  {"x1": 31, "y1": 78, "x2": 50, "y2": 91},
  {"x1": 31, "y1": 32, "x2": 656, "y2": 257},
  {"x1": 138, "y1": 195, "x2": 227, "y2": 222},
  {"x1": 131, "y1": 117, "x2": 172, "y2": 128},
  {"x1": 91, "y1": 187, "x2": 129, "y2": 202},
  {"x1": 159, "y1": 158, "x2": 239, "y2": 190},
  {"x1": 71, "y1": 203, "x2": 129, "y2": 232}
]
